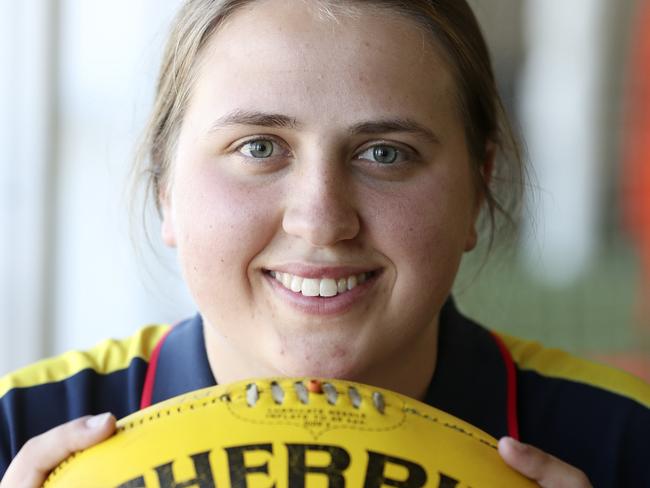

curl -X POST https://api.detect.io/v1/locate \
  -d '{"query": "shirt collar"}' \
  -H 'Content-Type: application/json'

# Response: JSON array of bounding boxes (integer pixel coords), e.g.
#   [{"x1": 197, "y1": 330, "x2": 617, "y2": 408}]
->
[
  {"x1": 150, "y1": 314, "x2": 216, "y2": 404},
  {"x1": 425, "y1": 298, "x2": 510, "y2": 438}
]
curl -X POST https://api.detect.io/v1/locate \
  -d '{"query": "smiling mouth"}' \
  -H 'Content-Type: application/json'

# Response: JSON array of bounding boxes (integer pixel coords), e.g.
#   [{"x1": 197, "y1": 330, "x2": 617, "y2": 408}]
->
[{"x1": 265, "y1": 270, "x2": 378, "y2": 298}]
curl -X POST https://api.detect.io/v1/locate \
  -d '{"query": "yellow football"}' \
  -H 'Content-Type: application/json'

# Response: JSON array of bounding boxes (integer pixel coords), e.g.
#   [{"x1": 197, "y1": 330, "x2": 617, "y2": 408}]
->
[{"x1": 44, "y1": 378, "x2": 535, "y2": 487}]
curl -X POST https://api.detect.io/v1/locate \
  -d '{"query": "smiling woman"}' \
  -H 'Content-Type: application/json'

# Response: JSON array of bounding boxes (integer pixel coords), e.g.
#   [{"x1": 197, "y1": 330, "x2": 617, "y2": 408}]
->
[
  {"x1": 157, "y1": 2, "x2": 479, "y2": 397},
  {"x1": 0, "y1": 1, "x2": 649, "y2": 487}
]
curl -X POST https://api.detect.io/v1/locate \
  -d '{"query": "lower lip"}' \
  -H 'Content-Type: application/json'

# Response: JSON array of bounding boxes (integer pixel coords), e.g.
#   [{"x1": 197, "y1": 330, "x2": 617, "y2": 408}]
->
[{"x1": 263, "y1": 272, "x2": 380, "y2": 316}]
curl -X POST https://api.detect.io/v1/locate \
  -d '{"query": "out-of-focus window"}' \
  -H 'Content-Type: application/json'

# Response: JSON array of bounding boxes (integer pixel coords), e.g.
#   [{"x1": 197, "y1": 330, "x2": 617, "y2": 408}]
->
[
  {"x1": 0, "y1": 0, "x2": 194, "y2": 375},
  {"x1": 459, "y1": 0, "x2": 650, "y2": 381}
]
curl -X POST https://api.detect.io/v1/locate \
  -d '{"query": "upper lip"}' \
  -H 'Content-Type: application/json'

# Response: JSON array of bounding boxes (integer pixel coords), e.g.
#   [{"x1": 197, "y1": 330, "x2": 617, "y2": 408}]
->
[{"x1": 264, "y1": 264, "x2": 380, "y2": 280}]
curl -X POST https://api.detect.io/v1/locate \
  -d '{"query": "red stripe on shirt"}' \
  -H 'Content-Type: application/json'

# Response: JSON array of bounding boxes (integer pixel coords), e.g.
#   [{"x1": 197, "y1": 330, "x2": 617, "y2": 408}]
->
[
  {"x1": 491, "y1": 331, "x2": 520, "y2": 440},
  {"x1": 140, "y1": 327, "x2": 173, "y2": 410}
]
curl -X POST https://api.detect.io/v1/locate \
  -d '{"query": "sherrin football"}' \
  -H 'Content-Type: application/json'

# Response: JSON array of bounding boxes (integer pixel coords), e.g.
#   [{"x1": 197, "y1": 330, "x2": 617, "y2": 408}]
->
[{"x1": 44, "y1": 378, "x2": 535, "y2": 487}]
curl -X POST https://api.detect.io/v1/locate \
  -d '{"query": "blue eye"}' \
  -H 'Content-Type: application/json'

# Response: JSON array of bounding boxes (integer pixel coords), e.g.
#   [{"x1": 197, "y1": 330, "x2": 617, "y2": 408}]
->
[
  {"x1": 373, "y1": 145, "x2": 398, "y2": 164},
  {"x1": 358, "y1": 144, "x2": 402, "y2": 165},
  {"x1": 240, "y1": 139, "x2": 276, "y2": 158}
]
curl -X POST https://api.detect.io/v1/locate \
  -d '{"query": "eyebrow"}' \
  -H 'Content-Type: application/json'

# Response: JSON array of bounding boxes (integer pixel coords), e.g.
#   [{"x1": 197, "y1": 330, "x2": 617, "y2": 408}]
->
[
  {"x1": 210, "y1": 110, "x2": 440, "y2": 144},
  {"x1": 349, "y1": 119, "x2": 440, "y2": 145},
  {"x1": 210, "y1": 110, "x2": 299, "y2": 131}
]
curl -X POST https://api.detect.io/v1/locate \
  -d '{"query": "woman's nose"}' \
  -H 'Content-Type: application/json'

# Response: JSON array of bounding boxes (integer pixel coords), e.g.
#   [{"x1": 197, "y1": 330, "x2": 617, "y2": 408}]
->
[{"x1": 282, "y1": 164, "x2": 360, "y2": 247}]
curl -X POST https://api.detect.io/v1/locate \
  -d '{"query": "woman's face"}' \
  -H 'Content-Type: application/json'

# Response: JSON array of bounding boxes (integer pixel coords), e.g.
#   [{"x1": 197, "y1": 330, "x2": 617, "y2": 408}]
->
[{"x1": 161, "y1": 0, "x2": 483, "y2": 395}]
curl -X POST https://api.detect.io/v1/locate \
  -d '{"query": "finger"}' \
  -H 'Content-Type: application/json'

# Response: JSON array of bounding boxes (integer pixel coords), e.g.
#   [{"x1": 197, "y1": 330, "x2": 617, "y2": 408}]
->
[
  {"x1": 1, "y1": 413, "x2": 116, "y2": 488},
  {"x1": 498, "y1": 437, "x2": 592, "y2": 488}
]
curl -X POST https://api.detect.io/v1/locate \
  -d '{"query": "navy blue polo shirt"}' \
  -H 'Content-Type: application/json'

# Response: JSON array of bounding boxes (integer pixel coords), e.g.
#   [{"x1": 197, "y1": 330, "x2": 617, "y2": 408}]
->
[{"x1": 1, "y1": 300, "x2": 649, "y2": 486}]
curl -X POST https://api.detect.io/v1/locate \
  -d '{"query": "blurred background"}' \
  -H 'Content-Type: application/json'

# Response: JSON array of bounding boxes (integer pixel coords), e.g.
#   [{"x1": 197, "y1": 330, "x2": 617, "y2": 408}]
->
[{"x1": 1, "y1": 0, "x2": 649, "y2": 380}]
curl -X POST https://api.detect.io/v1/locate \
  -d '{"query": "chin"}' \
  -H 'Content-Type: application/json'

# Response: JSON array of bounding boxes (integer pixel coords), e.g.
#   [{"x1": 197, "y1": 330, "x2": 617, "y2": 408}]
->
[
  {"x1": 274, "y1": 355, "x2": 365, "y2": 381},
  {"x1": 266, "y1": 330, "x2": 376, "y2": 381}
]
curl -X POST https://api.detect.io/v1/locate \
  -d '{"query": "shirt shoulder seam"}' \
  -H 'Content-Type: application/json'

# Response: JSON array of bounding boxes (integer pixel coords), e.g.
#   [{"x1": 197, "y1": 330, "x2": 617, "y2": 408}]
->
[
  {"x1": 0, "y1": 324, "x2": 171, "y2": 398},
  {"x1": 495, "y1": 331, "x2": 650, "y2": 409}
]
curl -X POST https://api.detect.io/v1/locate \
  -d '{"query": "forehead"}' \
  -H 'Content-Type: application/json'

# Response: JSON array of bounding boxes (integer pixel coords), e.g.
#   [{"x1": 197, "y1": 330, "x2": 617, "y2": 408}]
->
[{"x1": 189, "y1": 0, "x2": 459, "y2": 130}]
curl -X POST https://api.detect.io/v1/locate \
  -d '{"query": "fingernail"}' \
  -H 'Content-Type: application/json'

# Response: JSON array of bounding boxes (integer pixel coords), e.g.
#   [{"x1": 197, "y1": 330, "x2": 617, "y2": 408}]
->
[
  {"x1": 505, "y1": 436, "x2": 527, "y2": 453},
  {"x1": 86, "y1": 412, "x2": 111, "y2": 429}
]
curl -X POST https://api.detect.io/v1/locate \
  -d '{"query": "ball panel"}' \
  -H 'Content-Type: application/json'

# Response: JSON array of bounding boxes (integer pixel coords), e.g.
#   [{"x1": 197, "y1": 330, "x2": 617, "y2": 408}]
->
[{"x1": 45, "y1": 378, "x2": 535, "y2": 487}]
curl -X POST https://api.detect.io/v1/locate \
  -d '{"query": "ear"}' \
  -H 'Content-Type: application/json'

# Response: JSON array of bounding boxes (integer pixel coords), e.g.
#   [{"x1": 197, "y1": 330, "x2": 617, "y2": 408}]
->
[
  {"x1": 159, "y1": 187, "x2": 177, "y2": 248},
  {"x1": 464, "y1": 142, "x2": 496, "y2": 252}
]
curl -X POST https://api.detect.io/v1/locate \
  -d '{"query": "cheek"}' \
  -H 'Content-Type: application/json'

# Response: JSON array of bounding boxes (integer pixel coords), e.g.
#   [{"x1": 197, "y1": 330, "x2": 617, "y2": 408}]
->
[
  {"x1": 366, "y1": 171, "x2": 474, "y2": 289},
  {"x1": 171, "y1": 169, "x2": 278, "y2": 298}
]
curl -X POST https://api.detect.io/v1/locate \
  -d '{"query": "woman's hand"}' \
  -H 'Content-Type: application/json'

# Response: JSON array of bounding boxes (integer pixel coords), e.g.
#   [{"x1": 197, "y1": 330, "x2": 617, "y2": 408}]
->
[
  {"x1": 499, "y1": 437, "x2": 592, "y2": 488},
  {"x1": 0, "y1": 413, "x2": 115, "y2": 488}
]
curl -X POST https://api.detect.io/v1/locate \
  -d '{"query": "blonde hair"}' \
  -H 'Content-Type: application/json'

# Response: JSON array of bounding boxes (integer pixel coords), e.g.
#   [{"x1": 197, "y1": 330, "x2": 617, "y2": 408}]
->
[{"x1": 133, "y1": 0, "x2": 524, "y2": 247}]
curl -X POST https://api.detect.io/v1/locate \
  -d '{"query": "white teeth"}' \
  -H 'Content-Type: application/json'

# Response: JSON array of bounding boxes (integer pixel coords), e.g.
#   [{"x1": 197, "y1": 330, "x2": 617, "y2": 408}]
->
[
  {"x1": 281, "y1": 273, "x2": 292, "y2": 288},
  {"x1": 337, "y1": 278, "x2": 347, "y2": 293},
  {"x1": 320, "y1": 279, "x2": 338, "y2": 297},
  {"x1": 270, "y1": 271, "x2": 373, "y2": 298},
  {"x1": 347, "y1": 275, "x2": 357, "y2": 290},
  {"x1": 301, "y1": 278, "x2": 320, "y2": 297},
  {"x1": 290, "y1": 276, "x2": 303, "y2": 293}
]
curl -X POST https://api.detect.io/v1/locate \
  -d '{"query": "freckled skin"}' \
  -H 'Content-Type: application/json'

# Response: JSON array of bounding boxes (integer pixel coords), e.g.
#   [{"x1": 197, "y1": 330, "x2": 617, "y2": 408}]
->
[{"x1": 160, "y1": 0, "x2": 484, "y2": 400}]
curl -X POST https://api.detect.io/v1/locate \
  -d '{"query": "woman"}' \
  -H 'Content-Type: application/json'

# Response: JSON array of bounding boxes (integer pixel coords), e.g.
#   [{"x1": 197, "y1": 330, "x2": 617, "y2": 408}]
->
[{"x1": 1, "y1": 1, "x2": 648, "y2": 486}]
